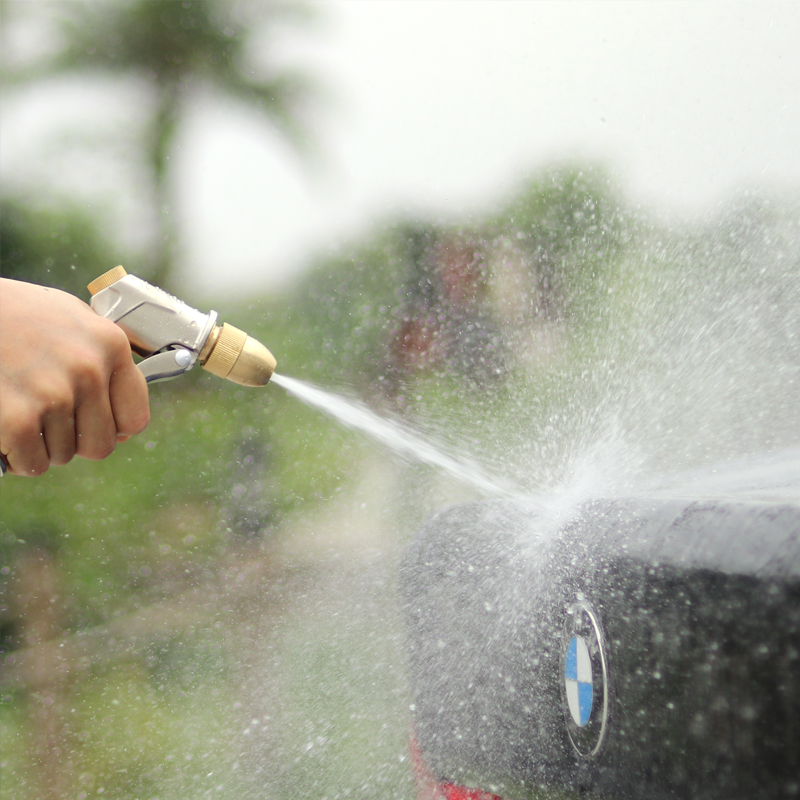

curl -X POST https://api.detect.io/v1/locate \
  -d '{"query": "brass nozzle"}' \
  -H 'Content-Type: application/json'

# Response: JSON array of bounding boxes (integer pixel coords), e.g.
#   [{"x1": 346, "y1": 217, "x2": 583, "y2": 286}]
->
[{"x1": 200, "y1": 323, "x2": 277, "y2": 387}]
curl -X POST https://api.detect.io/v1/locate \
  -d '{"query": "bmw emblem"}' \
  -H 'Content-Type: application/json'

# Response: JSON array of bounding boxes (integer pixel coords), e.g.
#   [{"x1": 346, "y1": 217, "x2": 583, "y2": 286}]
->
[{"x1": 561, "y1": 598, "x2": 610, "y2": 757}]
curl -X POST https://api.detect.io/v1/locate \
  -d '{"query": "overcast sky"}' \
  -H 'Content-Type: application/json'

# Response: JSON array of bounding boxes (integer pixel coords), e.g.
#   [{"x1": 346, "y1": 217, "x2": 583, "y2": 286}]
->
[{"x1": 3, "y1": 1, "x2": 800, "y2": 297}]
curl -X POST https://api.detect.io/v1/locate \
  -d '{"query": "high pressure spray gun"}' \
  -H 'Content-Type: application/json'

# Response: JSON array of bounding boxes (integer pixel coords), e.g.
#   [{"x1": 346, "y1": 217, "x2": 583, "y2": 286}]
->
[
  {"x1": 87, "y1": 266, "x2": 276, "y2": 386},
  {"x1": 0, "y1": 267, "x2": 276, "y2": 476}
]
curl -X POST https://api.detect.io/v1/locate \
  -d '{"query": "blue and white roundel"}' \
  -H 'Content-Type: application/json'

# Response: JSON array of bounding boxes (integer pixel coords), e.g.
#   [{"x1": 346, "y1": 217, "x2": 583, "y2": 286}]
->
[{"x1": 565, "y1": 635, "x2": 593, "y2": 727}]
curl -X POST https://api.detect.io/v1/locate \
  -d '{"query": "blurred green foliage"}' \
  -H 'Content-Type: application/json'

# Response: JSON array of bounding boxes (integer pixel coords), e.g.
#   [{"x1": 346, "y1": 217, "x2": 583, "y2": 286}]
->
[
  {"x1": 489, "y1": 163, "x2": 627, "y2": 323},
  {"x1": 0, "y1": 197, "x2": 126, "y2": 297},
  {"x1": 6, "y1": 161, "x2": 798, "y2": 797},
  {"x1": 267, "y1": 163, "x2": 629, "y2": 390},
  {"x1": 0, "y1": 160, "x2": 636, "y2": 799},
  {"x1": 3, "y1": 162, "x2": 632, "y2": 589},
  {"x1": 0, "y1": 372, "x2": 365, "y2": 623},
  {"x1": 0, "y1": 4, "x2": 666, "y2": 799}
]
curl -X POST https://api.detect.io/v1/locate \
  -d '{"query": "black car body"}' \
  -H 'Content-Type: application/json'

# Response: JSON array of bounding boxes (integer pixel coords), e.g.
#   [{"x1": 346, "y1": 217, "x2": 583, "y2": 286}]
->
[{"x1": 400, "y1": 451, "x2": 800, "y2": 799}]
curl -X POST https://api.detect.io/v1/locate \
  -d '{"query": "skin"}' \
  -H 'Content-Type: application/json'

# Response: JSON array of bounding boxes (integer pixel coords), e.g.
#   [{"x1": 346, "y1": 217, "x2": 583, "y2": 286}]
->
[{"x1": 0, "y1": 278, "x2": 150, "y2": 476}]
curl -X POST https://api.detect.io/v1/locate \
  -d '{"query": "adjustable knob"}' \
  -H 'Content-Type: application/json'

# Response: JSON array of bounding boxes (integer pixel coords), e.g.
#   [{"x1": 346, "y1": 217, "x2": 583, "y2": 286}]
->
[{"x1": 88, "y1": 265, "x2": 128, "y2": 295}]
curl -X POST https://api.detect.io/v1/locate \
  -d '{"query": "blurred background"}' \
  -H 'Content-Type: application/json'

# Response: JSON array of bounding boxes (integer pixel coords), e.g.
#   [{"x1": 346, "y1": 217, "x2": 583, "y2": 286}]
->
[{"x1": 1, "y1": 2, "x2": 800, "y2": 798}]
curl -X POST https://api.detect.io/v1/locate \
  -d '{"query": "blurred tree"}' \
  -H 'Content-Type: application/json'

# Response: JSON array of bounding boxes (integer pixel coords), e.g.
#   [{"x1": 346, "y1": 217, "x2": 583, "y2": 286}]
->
[
  {"x1": 275, "y1": 166, "x2": 627, "y2": 398},
  {"x1": 274, "y1": 225, "x2": 409, "y2": 388},
  {"x1": 3, "y1": 0, "x2": 317, "y2": 288},
  {"x1": 490, "y1": 163, "x2": 625, "y2": 323},
  {"x1": 384, "y1": 224, "x2": 506, "y2": 393},
  {"x1": 0, "y1": 197, "x2": 122, "y2": 295}
]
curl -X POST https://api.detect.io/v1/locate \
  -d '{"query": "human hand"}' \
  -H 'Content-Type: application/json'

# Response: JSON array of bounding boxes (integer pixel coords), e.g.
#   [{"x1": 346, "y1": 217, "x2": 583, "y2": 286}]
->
[{"x1": 0, "y1": 278, "x2": 150, "y2": 476}]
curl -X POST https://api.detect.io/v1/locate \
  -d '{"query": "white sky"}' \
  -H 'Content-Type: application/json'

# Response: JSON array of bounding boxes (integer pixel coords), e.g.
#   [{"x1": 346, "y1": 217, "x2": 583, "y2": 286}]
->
[{"x1": 3, "y1": 1, "x2": 800, "y2": 298}]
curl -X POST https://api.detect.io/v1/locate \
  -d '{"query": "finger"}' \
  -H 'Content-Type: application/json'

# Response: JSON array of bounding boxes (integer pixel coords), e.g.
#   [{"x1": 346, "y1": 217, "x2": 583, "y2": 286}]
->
[
  {"x1": 109, "y1": 358, "x2": 150, "y2": 436},
  {"x1": 74, "y1": 393, "x2": 118, "y2": 462},
  {"x1": 0, "y1": 401, "x2": 50, "y2": 476},
  {"x1": 6, "y1": 438, "x2": 50, "y2": 476},
  {"x1": 70, "y1": 320, "x2": 129, "y2": 460},
  {"x1": 42, "y1": 408, "x2": 77, "y2": 467},
  {"x1": 6, "y1": 440, "x2": 50, "y2": 476}
]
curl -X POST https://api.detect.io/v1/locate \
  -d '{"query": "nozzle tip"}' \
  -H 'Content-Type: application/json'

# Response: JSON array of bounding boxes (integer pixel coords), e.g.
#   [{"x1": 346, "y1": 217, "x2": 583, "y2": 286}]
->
[{"x1": 231, "y1": 334, "x2": 277, "y2": 387}]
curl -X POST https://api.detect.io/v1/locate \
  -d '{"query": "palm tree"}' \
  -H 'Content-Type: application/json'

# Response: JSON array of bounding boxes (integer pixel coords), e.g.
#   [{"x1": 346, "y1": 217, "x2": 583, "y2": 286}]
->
[{"x1": 5, "y1": 0, "x2": 317, "y2": 288}]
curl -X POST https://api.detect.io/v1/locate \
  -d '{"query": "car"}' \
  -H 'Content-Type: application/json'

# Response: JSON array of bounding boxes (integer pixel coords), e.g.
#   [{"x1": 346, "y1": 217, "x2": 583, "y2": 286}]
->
[{"x1": 400, "y1": 449, "x2": 800, "y2": 799}]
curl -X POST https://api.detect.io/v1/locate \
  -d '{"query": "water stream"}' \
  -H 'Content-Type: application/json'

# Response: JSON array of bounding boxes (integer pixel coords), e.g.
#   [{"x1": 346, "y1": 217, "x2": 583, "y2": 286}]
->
[{"x1": 271, "y1": 372, "x2": 528, "y2": 504}]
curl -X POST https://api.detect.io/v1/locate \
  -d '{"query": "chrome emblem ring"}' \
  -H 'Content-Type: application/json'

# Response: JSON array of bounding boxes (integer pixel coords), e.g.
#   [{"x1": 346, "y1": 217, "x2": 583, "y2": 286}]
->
[{"x1": 561, "y1": 598, "x2": 610, "y2": 757}]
